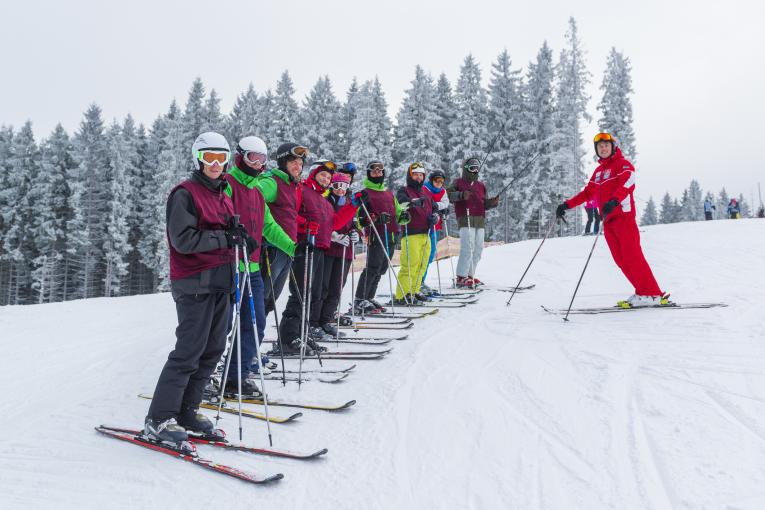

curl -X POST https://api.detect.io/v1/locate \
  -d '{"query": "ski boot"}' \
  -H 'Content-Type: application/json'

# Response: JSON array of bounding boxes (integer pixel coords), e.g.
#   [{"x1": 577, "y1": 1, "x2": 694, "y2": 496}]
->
[
  {"x1": 308, "y1": 327, "x2": 332, "y2": 349},
  {"x1": 337, "y1": 314, "x2": 355, "y2": 327},
  {"x1": 224, "y1": 377, "x2": 263, "y2": 398},
  {"x1": 178, "y1": 407, "x2": 222, "y2": 438},
  {"x1": 353, "y1": 299, "x2": 377, "y2": 315},
  {"x1": 322, "y1": 322, "x2": 346, "y2": 338},
  {"x1": 368, "y1": 298, "x2": 387, "y2": 313},
  {"x1": 414, "y1": 293, "x2": 431, "y2": 302},
  {"x1": 144, "y1": 416, "x2": 188, "y2": 444}
]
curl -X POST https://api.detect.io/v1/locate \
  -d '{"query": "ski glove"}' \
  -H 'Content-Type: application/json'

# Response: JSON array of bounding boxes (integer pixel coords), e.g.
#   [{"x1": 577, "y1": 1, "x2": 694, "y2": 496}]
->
[
  {"x1": 351, "y1": 190, "x2": 369, "y2": 207},
  {"x1": 348, "y1": 230, "x2": 360, "y2": 244},
  {"x1": 602, "y1": 199, "x2": 620, "y2": 217},
  {"x1": 555, "y1": 203, "x2": 569, "y2": 218},
  {"x1": 409, "y1": 197, "x2": 426, "y2": 208},
  {"x1": 427, "y1": 212, "x2": 440, "y2": 228},
  {"x1": 461, "y1": 190, "x2": 472, "y2": 201},
  {"x1": 398, "y1": 201, "x2": 411, "y2": 212},
  {"x1": 224, "y1": 224, "x2": 248, "y2": 249},
  {"x1": 359, "y1": 212, "x2": 377, "y2": 227},
  {"x1": 486, "y1": 196, "x2": 500, "y2": 208},
  {"x1": 331, "y1": 231, "x2": 350, "y2": 247},
  {"x1": 307, "y1": 221, "x2": 320, "y2": 235},
  {"x1": 378, "y1": 212, "x2": 392, "y2": 224},
  {"x1": 398, "y1": 210, "x2": 411, "y2": 223}
]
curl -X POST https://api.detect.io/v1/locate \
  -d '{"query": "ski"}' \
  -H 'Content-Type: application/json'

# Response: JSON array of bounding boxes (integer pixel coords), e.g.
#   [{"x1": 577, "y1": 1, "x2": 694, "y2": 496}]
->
[
  {"x1": 137, "y1": 394, "x2": 303, "y2": 423},
  {"x1": 224, "y1": 396, "x2": 357, "y2": 412},
  {"x1": 351, "y1": 318, "x2": 412, "y2": 325},
  {"x1": 493, "y1": 284, "x2": 536, "y2": 292},
  {"x1": 385, "y1": 300, "x2": 459, "y2": 309},
  {"x1": 353, "y1": 308, "x2": 439, "y2": 319},
  {"x1": 427, "y1": 296, "x2": 478, "y2": 305},
  {"x1": 427, "y1": 292, "x2": 481, "y2": 300},
  {"x1": 262, "y1": 372, "x2": 349, "y2": 383},
  {"x1": 279, "y1": 364, "x2": 357, "y2": 374},
  {"x1": 340, "y1": 321, "x2": 413, "y2": 330},
  {"x1": 266, "y1": 337, "x2": 393, "y2": 346},
  {"x1": 95, "y1": 426, "x2": 284, "y2": 484},
  {"x1": 273, "y1": 352, "x2": 388, "y2": 361},
  {"x1": 541, "y1": 302, "x2": 728, "y2": 315},
  {"x1": 99, "y1": 425, "x2": 327, "y2": 460}
]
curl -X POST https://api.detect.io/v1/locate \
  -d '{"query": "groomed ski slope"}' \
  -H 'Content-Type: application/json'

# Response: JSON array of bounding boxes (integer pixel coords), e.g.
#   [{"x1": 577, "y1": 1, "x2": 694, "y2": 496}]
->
[{"x1": 1, "y1": 218, "x2": 764, "y2": 509}]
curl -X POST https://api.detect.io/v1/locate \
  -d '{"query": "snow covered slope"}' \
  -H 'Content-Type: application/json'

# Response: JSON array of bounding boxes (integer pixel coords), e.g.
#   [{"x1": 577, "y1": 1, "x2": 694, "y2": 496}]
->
[{"x1": 1, "y1": 219, "x2": 764, "y2": 509}]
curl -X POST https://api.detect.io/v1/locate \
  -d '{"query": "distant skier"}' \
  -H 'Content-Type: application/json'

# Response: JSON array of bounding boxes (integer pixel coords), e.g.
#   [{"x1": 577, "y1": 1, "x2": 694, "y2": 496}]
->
[
  {"x1": 584, "y1": 198, "x2": 601, "y2": 235},
  {"x1": 447, "y1": 157, "x2": 500, "y2": 288},
  {"x1": 556, "y1": 132, "x2": 667, "y2": 308},
  {"x1": 145, "y1": 132, "x2": 247, "y2": 443},
  {"x1": 726, "y1": 198, "x2": 741, "y2": 219},
  {"x1": 704, "y1": 197, "x2": 716, "y2": 221}
]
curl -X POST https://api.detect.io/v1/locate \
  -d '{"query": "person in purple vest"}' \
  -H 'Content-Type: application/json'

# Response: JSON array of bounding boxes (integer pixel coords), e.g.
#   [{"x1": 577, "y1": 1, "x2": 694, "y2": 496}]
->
[
  {"x1": 393, "y1": 162, "x2": 438, "y2": 305},
  {"x1": 222, "y1": 136, "x2": 296, "y2": 397},
  {"x1": 145, "y1": 132, "x2": 253, "y2": 444},
  {"x1": 353, "y1": 161, "x2": 411, "y2": 314},
  {"x1": 274, "y1": 162, "x2": 359, "y2": 354},
  {"x1": 447, "y1": 157, "x2": 500, "y2": 288},
  {"x1": 319, "y1": 172, "x2": 361, "y2": 337},
  {"x1": 254, "y1": 143, "x2": 307, "y2": 317}
]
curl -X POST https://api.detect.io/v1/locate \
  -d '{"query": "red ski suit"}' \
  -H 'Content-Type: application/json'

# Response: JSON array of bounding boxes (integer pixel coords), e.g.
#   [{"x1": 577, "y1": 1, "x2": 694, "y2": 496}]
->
[{"x1": 565, "y1": 147, "x2": 662, "y2": 296}]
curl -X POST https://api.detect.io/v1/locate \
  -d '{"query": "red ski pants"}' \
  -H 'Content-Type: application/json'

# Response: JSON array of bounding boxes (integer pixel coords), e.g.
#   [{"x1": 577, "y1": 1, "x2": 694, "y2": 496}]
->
[{"x1": 603, "y1": 214, "x2": 662, "y2": 296}]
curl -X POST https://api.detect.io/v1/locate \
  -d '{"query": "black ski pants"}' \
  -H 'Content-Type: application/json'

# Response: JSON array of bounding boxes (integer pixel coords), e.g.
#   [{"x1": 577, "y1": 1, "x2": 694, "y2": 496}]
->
[
  {"x1": 278, "y1": 244, "x2": 326, "y2": 344},
  {"x1": 355, "y1": 232, "x2": 394, "y2": 301},
  {"x1": 148, "y1": 291, "x2": 230, "y2": 421},
  {"x1": 320, "y1": 254, "x2": 351, "y2": 324},
  {"x1": 585, "y1": 207, "x2": 601, "y2": 234}
]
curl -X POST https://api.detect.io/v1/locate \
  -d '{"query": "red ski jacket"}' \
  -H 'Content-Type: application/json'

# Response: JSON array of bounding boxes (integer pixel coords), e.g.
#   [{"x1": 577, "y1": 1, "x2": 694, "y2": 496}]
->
[{"x1": 566, "y1": 147, "x2": 636, "y2": 223}]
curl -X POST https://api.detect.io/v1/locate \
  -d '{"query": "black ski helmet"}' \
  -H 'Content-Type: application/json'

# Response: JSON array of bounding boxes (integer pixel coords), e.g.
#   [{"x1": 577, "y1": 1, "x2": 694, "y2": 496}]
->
[
  {"x1": 275, "y1": 142, "x2": 308, "y2": 171},
  {"x1": 428, "y1": 169, "x2": 446, "y2": 183},
  {"x1": 462, "y1": 157, "x2": 481, "y2": 173}
]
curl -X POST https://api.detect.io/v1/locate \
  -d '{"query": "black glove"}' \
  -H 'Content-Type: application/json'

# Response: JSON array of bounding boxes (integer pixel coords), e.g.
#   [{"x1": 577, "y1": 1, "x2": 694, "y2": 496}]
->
[
  {"x1": 224, "y1": 224, "x2": 248, "y2": 248},
  {"x1": 398, "y1": 210, "x2": 411, "y2": 223},
  {"x1": 555, "y1": 203, "x2": 569, "y2": 219},
  {"x1": 427, "y1": 212, "x2": 440, "y2": 228},
  {"x1": 410, "y1": 197, "x2": 426, "y2": 208},
  {"x1": 378, "y1": 212, "x2": 392, "y2": 224},
  {"x1": 602, "y1": 199, "x2": 620, "y2": 216},
  {"x1": 439, "y1": 206, "x2": 450, "y2": 218},
  {"x1": 243, "y1": 232, "x2": 258, "y2": 254}
]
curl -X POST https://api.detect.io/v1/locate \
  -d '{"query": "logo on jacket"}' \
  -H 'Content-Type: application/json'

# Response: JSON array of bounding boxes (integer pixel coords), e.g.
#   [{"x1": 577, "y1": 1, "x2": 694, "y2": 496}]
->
[
  {"x1": 603, "y1": 170, "x2": 611, "y2": 179},
  {"x1": 594, "y1": 171, "x2": 602, "y2": 183}
]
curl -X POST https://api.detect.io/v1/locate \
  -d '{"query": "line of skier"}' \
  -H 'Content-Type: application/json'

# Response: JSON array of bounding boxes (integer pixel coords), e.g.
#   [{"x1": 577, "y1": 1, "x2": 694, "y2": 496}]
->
[
  {"x1": 144, "y1": 129, "x2": 667, "y2": 445},
  {"x1": 144, "y1": 131, "x2": 498, "y2": 443}
]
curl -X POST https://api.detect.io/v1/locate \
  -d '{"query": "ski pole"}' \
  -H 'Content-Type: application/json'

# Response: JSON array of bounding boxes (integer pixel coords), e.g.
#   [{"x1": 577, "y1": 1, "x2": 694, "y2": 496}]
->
[
  {"x1": 297, "y1": 242, "x2": 310, "y2": 383},
  {"x1": 506, "y1": 216, "x2": 559, "y2": 306},
  {"x1": 433, "y1": 227, "x2": 443, "y2": 295},
  {"x1": 336, "y1": 243, "x2": 347, "y2": 345},
  {"x1": 443, "y1": 219, "x2": 456, "y2": 288},
  {"x1": 349, "y1": 239, "x2": 357, "y2": 323},
  {"x1": 241, "y1": 245, "x2": 273, "y2": 446},
  {"x1": 214, "y1": 267, "x2": 246, "y2": 427},
  {"x1": 359, "y1": 201, "x2": 411, "y2": 308},
  {"x1": 263, "y1": 248, "x2": 287, "y2": 387},
  {"x1": 299, "y1": 235, "x2": 322, "y2": 388},
  {"x1": 466, "y1": 208, "x2": 475, "y2": 289},
  {"x1": 383, "y1": 223, "x2": 397, "y2": 316},
  {"x1": 563, "y1": 225, "x2": 602, "y2": 322},
  {"x1": 495, "y1": 151, "x2": 542, "y2": 198},
  {"x1": 403, "y1": 224, "x2": 413, "y2": 300}
]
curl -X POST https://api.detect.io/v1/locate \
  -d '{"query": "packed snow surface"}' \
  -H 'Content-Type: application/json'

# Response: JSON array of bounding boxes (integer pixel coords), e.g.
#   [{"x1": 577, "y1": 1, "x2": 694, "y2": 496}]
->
[{"x1": 1, "y1": 219, "x2": 764, "y2": 509}]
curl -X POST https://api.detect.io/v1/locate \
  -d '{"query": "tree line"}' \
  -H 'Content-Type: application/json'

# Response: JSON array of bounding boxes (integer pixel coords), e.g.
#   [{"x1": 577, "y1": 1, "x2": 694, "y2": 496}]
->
[{"x1": 1, "y1": 17, "x2": 638, "y2": 305}]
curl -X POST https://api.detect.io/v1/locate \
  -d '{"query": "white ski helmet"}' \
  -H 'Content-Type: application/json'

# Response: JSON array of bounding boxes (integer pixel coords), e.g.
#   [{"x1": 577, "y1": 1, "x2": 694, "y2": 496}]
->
[
  {"x1": 236, "y1": 136, "x2": 268, "y2": 157},
  {"x1": 191, "y1": 131, "x2": 230, "y2": 170}
]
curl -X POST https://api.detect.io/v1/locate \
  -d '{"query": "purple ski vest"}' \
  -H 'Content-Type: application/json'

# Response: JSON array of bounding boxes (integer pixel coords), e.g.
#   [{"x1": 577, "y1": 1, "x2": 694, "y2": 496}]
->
[
  {"x1": 268, "y1": 175, "x2": 298, "y2": 242},
  {"x1": 168, "y1": 180, "x2": 234, "y2": 280},
  {"x1": 364, "y1": 187, "x2": 400, "y2": 234},
  {"x1": 298, "y1": 181, "x2": 335, "y2": 250},
  {"x1": 224, "y1": 173, "x2": 265, "y2": 262},
  {"x1": 453, "y1": 178, "x2": 486, "y2": 218},
  {"x1": 402, "y1": 186, "x2": 433, "y2": 235},
  {"x1": 327, "y1": 198, "x2": 355, "y2": 260}
]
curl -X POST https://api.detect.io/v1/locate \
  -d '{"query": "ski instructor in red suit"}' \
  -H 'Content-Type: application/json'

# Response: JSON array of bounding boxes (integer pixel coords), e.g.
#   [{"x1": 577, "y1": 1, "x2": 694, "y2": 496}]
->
[{"x1": 556, "y1": 132, "x2": 667, "y2": 308}]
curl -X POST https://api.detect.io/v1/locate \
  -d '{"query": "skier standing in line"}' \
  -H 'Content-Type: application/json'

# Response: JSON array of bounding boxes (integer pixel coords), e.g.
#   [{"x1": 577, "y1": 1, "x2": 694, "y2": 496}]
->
[
  {"x1": 273, "y1": 162, "x2": 358, "y2": 354},
  {"x1": 254, "y1": 143, "x2": 307, "y2": 316},
  {"x1": 319, "y1": 172, "x2": 361, "y2": 336},
  {"x1": 222, "y1": 136, "x2": 296, "y2": 396},
  {"x1": 393, "y1": 162, "x2": 438, "y2": 305},
  {"x1": 145, "y1": 132, "x2": 249, "y2": 443},
  {"x1": 420, "y1": 169, "x2": 450, "y2": 295},
  {"x1": 556, "y1": 132, "x2": 667, "y2": 308},
  {"x1": 447, "y1": 157, "x2": 500, "y2": 288},
  {"x1": 726, "y1": 198, "x2": 741, "y2": 219},
  {"x1": 584, "y1": 198, "x2": 600, "y2": 235},
  {"x1": 353, "y1": 161, "x2": 411, "y2": 314}
]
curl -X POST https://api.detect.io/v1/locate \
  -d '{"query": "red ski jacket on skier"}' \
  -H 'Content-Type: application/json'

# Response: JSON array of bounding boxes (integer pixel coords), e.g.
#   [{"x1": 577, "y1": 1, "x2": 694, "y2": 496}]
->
[{"x1": 565, "y1": 147, "x2": 635, "y2": 222}]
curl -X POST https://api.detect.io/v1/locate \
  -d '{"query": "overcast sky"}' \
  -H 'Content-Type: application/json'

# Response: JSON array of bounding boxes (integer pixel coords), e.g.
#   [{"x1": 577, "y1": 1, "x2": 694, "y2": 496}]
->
[{"x1": 2, "y1": 0, "x2": 764, "y2": 206}]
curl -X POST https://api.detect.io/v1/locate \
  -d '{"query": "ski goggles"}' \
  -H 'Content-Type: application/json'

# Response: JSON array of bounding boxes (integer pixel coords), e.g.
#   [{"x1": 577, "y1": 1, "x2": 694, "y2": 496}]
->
[
  {"x1": 319, "y1": 160, "x2": 338, "y2": 172},
  {"x1": 197, "y1": 150, "x2": 230, "y2": 166},
  {"x1": 243, "y1": 151, "x2": 267, "y2": 165},
  {"x1": 409, "y1": 162, "x2": 426, "y2": 174},
  {"x1": 464, "y1": 158, "x2": 480, "y2": 172},
  {"x1": 276, "y1": 145, "x2": 309, "y2": 160},
  {"x1": 329, "y1": 181, "x2": 350, "y2": 191},
  {"x1": 368, "y1": 163, "x2": 384, "y2": 173},
  {"x1": 593, "y1": 133, "x2": 615, "y2": 143}
]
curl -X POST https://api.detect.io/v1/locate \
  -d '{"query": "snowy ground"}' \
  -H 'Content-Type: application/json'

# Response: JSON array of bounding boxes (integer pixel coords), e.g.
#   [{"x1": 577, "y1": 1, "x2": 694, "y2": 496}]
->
[{"x1": 1, "y1": 218, "x2": 764, "y2": 509}]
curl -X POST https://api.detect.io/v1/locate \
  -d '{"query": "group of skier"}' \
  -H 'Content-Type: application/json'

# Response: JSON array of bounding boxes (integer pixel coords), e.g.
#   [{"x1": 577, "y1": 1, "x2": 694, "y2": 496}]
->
[
  {"x1": 144, "y1": 131, "x2": 498, "y2": 443},
  {"x1": 144, "y1": 129, "x2": 667, "y2": 445}
]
